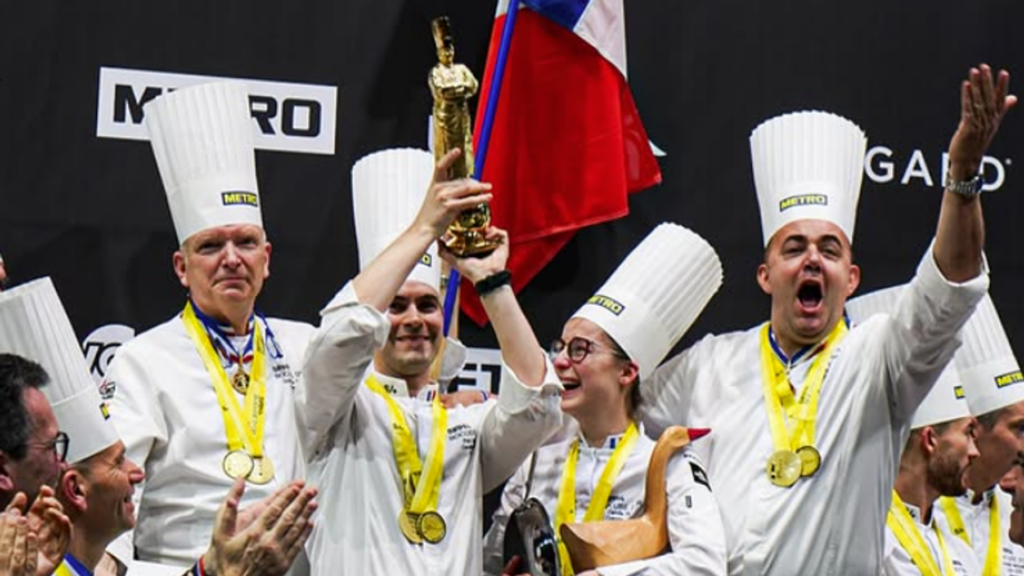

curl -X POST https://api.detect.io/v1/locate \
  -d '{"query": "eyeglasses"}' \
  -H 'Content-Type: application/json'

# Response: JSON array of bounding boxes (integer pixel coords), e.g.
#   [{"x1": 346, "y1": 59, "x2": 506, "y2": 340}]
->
[
  {"x1": 25, "y1": 431, "x2": 69, "y2": 463},
  {"x1": 549, "y1": 337, "x2": 628, "y2": 364}
]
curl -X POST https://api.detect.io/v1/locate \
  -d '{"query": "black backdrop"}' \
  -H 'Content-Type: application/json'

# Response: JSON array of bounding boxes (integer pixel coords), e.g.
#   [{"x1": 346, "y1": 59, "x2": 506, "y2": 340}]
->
[{"x1": 2, "y1": 1, "x2": 1022, "y2": 378}]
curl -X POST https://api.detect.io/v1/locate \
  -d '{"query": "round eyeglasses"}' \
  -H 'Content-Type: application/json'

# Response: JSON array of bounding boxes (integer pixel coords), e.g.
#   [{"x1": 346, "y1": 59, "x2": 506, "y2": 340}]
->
[{"x1": 549, "y1": 337, "x2": 628, "y2": 364}]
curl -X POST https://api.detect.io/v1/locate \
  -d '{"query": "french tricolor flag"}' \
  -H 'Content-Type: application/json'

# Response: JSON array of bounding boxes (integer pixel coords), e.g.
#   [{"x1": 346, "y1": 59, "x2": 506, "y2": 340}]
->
[{"x1": 461, "y1": 0, "x2": 662, "y2": 325}]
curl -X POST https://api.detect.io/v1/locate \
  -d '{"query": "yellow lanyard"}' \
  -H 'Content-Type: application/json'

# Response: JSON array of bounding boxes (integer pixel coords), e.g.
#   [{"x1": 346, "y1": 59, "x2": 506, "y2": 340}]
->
[
  {"x1": 887, "y1": 491, "x2": 956, "y2": 576},
  {"x1": 182, "y1": 302, "x2": 267, "y2": 457},
  {"x1": 365, "y1": 375, "x2": 447, "y2": 515},
  {"x1": 759, "y1": 321, "x2": 847, "y2": 453},
  {"x1": 939, "y1": 494, "x2": 1002, "y2": 576},
  {"x1": 554, "y1": 422, "x2": 640, "y2": 576},
  {"x1": 54, "y1": 561, "x2": 76, "y2": 576}
]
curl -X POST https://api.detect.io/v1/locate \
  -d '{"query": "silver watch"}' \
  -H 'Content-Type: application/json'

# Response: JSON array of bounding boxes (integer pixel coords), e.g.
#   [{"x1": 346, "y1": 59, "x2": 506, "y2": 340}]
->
[{"x1": 944, "y1": 173, "x2": 983, "y2": 197}]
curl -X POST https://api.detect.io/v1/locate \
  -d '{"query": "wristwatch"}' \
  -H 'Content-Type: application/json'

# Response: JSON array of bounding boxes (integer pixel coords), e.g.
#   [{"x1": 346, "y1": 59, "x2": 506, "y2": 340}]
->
[{"x1": 944, "y1": 172, "x2": 983, "y2": 197}]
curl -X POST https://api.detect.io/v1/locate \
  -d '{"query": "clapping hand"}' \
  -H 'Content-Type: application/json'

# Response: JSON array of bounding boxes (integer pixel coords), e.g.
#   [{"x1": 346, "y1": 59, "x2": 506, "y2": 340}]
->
[{"x1": 202, "y1": 479, "x2": 318, "y2": 576}]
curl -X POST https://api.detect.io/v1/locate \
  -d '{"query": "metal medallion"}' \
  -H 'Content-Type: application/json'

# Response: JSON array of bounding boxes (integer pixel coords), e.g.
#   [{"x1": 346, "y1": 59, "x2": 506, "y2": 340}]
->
[
  {"x1": 399, "y1": 511, "x2": 423, "y2": 544},
  {"x1": 765, "y1": 449, "x2": 802, "y2": 488},
  {"x1": 417, "y1": 510, "x2": 447, "y2": 544},
  {"x1": 222, "y1": 450, "x2": 254, "y2": 480},
  {"x1": 232, "y1": 370, "x2": 249, "y2": 395},
  {"x1": 797, "y1": 445, "x2": 822, "y2": 477},
  {"x1": 247, "y1": 455, "x2": 276, "y2": 485}
]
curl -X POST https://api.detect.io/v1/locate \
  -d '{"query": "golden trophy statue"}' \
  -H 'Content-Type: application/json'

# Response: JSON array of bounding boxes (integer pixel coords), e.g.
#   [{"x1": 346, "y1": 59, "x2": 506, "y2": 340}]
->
[{"x1": 429, "y1": 16, "x2": 499, "y2": 256}]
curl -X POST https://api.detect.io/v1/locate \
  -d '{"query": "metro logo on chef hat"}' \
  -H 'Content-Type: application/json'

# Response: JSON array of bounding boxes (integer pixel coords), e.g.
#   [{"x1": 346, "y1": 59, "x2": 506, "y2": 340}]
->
[
  {"x1": 351, "y1": 148, "x2": 440, "y2": 291},
  {"x1": 954, "y1": 294, "x2": 1024, "y2": 418},
  {"x1": 145, "y1": 82, "x2": 262, "y2": 245},
  {"x1": 846, "y1": 285, "x2": 968, "y2": 428},
  {"x1": 571, "y1": 223, "x2": 723, "y2": 381},
  {"x1": 0, "y1": 278, "x2": 119, "y2": 464},
  {"x1": 750, "y1": 111, "x2": 867, "y2": 247}
]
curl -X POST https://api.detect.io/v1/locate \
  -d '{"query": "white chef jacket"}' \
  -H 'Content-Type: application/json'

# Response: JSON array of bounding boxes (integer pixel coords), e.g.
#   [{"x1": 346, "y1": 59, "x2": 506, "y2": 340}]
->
[
  {"x1": 882, "y1": 499, "x2": 979, "y2": 576},
  {"x1": 934, "y1": 489, "x2": 1024, "y2": 575},
  {"x1": 104, "y1": 311, "x2": 314, "y2": 567},
  {"x1": 482, "y1": 419, "x2": 728, "y2": 576},
  {"x1": 298, "y1": 282, "x2": 563, "y2": 576},
  {"x1": 640, "y1": 248, "x2": 988, "y2": 576}
]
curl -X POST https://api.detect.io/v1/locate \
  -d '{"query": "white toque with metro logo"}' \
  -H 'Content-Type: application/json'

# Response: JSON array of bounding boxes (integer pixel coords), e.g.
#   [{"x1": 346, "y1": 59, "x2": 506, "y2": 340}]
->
[
  {"x1": 954, "y1": 294, "x2": 1024, "y2": 418},
  {"x1": 352, "y1": 148, "x2": 440, "y2": 291},
  {"x1": 571, "y1": 223, "x2": 723, "y2": 381},
  {"x1": 146, "y1": 82, "x2": 262, "y2": 245},
  {"x1": 750, "y1": 111, "x2": 867, "y2": 247}
]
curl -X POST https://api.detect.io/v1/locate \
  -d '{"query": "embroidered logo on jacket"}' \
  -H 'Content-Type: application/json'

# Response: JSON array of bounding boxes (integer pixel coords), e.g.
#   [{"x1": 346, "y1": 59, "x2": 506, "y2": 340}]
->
[
  {"x1": 447, "y1": 424, "x2": 477, "y2": 450},
  {"x1": 690, "y1": 461, "x2": 712, "y2": 491}
]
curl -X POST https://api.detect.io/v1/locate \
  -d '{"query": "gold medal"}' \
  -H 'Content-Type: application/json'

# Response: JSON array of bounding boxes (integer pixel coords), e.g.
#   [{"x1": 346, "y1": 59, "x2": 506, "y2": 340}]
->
[
  {"x1": 797, "y1": 445, "x2": 822, "y2": 477},
  {"x1": 766, "y1": 449, "x2": 802, "y2": 488},
  {"x1": 399, "y1": 511, "x2": 422, "y2": 544},
  {"x1": 231, "y1": 370, "x2": 249, "y2": 395},
  {"x1": 247, "y1": 455, "x2": 275, "y2": 485},
  {"x1": 222, "y1": 450, "x2": 254, "y2": 479},
  {"x1": 416, "y1": 510, "x2": 447, "y2": 544}
]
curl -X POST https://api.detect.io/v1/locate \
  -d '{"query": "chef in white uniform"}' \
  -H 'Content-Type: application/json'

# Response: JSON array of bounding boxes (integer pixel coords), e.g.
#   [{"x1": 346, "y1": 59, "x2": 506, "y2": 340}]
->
[
  {"x1": 0, "y1": 278, "x2": 317, "y2": 576},
  {"x1": 934, "y1": 294, "x2": 1024, "y2": 575},
  {"x1": 482, "y1": 223, "x2": 728, "y2": 576},
  {"x1": 299, "y1": 148, "x2": 562, "y2": 575},
  {"x1": 848, "y1": 285, "x2": 981, "y2": 576},
  {"x1": 639, "y1": 65, "x2": 1013, "y2": 575},
  {"x1": 103, "y1": 82, "x2": 314, "y2": 570}
]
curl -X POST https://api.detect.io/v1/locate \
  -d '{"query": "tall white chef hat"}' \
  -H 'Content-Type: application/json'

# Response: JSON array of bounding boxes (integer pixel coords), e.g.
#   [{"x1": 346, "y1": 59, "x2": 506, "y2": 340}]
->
[
  {"x1": 846, "y1": 285, "x2": 969, "y2": 428},
  {"x1": 955, "y1": 294, "x2": 1024, "y2": 418},
  {"x1": 570, "y1": 223, "x2": 723, "y2": 381},
  {"x1": 352, "y1": 148, "x2": 440, "y2": 290},
  {"x1": 0, "y1": 278, "x2": 119, "y2": 464},
  {"x1": 750, "y1": 111, "x2": 867, "y2": 247},
  {"x1": 145, "y1": 82, "x2": 262, "y2": 245}
]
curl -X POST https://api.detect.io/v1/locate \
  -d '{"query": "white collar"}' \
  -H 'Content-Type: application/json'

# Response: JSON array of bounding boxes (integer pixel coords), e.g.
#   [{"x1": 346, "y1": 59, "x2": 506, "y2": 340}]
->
[
  {"x1": 371, "y1": 371, "x2": 439, "y2": 400},
  {"x1": 576, "y1": 421, "x2": 645, "y2": 450},
  {"x1": 901, "y1": 499, "x2": 928, "y2": 526},
  {"x1": 964, "y1": 487, "x2": 997, "y2": 508}
]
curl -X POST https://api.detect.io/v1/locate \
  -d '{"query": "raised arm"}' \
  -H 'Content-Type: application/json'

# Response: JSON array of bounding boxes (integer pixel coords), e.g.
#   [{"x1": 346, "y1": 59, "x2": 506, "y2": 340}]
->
[
  {"x1": 298, "y1": 148, "x2": 493, "y2": 453},
  {"x1": 440, "y1": 227, "x2": 545, "y2": 386},
  {"x1": 933, "y1": 64, "x2": 1016, "y2": 282},
  {"x1": 352, "y1": 148, "x2": 492, "y2": 312},
  {"x1": 440, "y1": 228, "x2": 562, "y2": 491}
]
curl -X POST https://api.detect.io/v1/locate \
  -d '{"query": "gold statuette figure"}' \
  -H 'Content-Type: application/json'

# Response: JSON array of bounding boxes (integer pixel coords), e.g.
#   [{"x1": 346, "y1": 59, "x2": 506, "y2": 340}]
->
[{"x1": 429, "y1": 16, "x2": 499, "y2": 256}]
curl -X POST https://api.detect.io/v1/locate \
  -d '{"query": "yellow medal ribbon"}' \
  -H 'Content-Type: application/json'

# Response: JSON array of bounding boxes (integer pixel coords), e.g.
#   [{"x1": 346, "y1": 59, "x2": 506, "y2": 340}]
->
[
  {"x1": 554, "y1": 421, "x2": 640, "y2": 576},
  {"x1": 759, "y1": 320, "x2": 847, "y2": 476},
  {"x1": 887, "y1": 490, "x2": 956, "y2": 576},
  {"x1": 939, "y1": 494, "x2": 1002, "y2": 576},
  {"x1": 181, "y1": 302, "x2": 267, "y2": 459},
  {"x1": 364, "y1": 376, "x2": 447, "y2": 522}
]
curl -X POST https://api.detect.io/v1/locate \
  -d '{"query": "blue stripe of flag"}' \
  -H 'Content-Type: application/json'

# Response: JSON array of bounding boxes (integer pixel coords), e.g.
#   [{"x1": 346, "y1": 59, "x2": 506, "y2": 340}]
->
[{"x1": 522, "y1": 0, "x2": 589, "y2": 31}]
